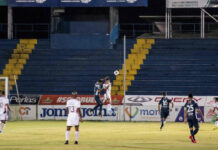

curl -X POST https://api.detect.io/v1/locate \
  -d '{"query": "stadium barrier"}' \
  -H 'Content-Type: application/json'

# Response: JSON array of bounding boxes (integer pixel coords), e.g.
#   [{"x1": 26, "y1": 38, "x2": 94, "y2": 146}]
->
[{"x1": 8, "y1": 95, "x2": 216, "y2": 122}]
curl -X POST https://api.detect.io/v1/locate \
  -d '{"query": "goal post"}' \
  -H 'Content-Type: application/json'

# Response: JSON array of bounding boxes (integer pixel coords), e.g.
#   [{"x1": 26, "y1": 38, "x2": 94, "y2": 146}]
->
[{"x1": 0, "y1": 77, "x2": 9, "y2": 98}]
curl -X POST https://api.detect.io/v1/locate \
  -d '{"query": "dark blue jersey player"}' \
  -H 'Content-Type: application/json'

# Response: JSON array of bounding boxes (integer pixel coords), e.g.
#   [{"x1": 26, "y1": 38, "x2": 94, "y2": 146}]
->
[
  {"x1": 90, "y1": 79, "x2": 104, "y2": 117},
  {"x1": 158, "y1": 92, "x2": 174, "y2": 130},
  {"x1": 184, "y1": 94, "x2": 204, "y2": 143}
]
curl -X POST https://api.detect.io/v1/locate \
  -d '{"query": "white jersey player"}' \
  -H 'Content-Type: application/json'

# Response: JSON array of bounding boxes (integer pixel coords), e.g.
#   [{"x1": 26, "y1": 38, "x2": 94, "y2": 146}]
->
[
  {"x1": 0, "y1": 91, "x2": 10, "y2": 134},
  {"x1": 213, "y1": 97, "x2": 218, "y2": 129},
  {"x1": 65, "y1": 92, "x2": 82, "y2": 145},
  {"x1": 103, "y1": 77, "x2": 112, "y2": 113}
]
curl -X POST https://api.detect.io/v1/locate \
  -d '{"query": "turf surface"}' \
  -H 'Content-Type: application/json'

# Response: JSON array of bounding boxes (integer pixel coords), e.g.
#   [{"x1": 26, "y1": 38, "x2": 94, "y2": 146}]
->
[{"x1": 0, "y1": 121, "x2": 217, "y2": 150}]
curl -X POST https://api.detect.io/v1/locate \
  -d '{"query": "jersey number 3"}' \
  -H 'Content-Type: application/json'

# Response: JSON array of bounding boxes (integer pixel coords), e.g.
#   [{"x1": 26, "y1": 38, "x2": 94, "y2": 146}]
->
[{"x1": 70, "y1": 106, "x2": 75, "y2": 112}]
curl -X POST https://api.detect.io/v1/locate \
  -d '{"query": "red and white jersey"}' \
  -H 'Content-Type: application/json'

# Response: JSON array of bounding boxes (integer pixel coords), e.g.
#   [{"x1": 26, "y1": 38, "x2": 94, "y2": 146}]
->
[
  {"x1": 0, "y1": 96, "x2": 9, "y2": 114},
  {"x1": 66, "y1": 99, "x2": 81, "y2": 116},
  {"x1": 103, "y1": 82, "x2": 111, "y2": 95}
]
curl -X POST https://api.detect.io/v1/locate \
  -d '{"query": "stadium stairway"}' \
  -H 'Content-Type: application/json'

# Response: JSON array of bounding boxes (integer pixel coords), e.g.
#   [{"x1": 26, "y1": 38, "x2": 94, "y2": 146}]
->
[
  {"x1": 0, "y1": 40, "x2": 18, "y2": 91},
  {"x1": 127, "y1": 39, "x2": 218, "y2": 96},
  {"x1": 112, "y1": 39, "x2": 155, "y2": 95},
  {"x1": 0, "y1": 39, "x2": 37, "y2": 91},
  {"x1": 11, "y1": 38, "x2": 136, "y2": 94}
]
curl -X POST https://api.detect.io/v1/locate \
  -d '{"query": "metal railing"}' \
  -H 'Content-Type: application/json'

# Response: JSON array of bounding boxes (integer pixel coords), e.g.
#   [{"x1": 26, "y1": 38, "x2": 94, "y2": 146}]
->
[
  {"x1": 0, "y1": 23, "x2": 7, "y2": 39},
  {"x1": 13, "y1": 23, "x2": 50, "y2": 39},
  {"x1": 120, "y1": 22, "x2": 218, "y2": 37},
  {"x1": 119, "y1": 23, "x2": 153, "y2": 37}
]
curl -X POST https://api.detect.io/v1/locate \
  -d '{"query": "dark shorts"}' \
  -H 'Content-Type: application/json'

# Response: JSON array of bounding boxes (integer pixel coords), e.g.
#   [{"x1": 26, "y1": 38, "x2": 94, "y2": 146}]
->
[
  {"x1": 187, "y1": 118, "x2": 199, "y2": 129},
  {"x1": 94, "y1": 95, "x2": 102, "y2": 105},
  {"x1": 161, "y1": 110, "x2": 169, "y2": 119}
]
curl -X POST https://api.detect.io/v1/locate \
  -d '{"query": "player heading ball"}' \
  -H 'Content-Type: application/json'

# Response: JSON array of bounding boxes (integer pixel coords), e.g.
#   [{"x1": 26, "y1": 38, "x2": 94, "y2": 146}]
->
[{"x1": 65, "y1": 92, "x2": 83, "y2": 145}]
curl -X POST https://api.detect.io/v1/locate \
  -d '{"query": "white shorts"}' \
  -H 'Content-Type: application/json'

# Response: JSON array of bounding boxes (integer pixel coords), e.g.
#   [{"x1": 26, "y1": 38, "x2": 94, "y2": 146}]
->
[
  {"x1": 66, "y1": 114, "x2": 79, "y2": 127},
  {"x1": 104, "y1": 93, "x2": 111, "y2": 101},
  {"x1": 0, "y1": 113, "x2": 8, "y2": 121}
]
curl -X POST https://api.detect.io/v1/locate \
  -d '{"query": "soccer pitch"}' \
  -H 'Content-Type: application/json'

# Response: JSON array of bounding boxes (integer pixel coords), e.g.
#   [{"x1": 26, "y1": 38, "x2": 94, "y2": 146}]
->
[{"x1": 0, "y1": 121, "x2": 217, "y2": 150}]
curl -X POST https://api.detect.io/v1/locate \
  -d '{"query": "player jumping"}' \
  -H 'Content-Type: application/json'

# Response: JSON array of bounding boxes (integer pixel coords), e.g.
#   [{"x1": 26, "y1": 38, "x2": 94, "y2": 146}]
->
[
  {"x1": 158, "y1": 92, "x2": 173, "y2": 130},
  {"x1": 65, "y1": 92, "x2": 82, "y2": 145},
  {"x1": 212, "y1": 97, "x2": 218, "y2": 129},
  {"x1": 184, "y1": 94, "x2": 204, "y2": 143},
  {"x1": 0, "y1": 91, "x2": 10, "y2": 134},
  {"x1": 90, "y1": 79, "x2": 104, "y2": 117},
  {"x1": 103, "y1": 76, "x2": 112, "y2": 114}
]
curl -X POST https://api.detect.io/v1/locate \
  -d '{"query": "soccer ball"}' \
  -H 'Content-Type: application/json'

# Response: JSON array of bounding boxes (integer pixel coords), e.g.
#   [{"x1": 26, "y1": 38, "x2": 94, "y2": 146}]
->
[{"x1": 114, "y1": 70, "x2": 119, "y2": 76}]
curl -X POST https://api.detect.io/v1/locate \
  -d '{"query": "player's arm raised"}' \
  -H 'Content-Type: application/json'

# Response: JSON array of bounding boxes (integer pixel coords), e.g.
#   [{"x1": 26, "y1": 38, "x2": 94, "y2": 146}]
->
[{"x1": 197, "y1": 108, "x2": 204, "y2": 122}]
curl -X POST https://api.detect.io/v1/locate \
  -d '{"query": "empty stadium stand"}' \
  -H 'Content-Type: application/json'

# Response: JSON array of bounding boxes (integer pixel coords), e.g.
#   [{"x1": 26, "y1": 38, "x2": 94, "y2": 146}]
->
[
  {"x1": 2, "y1": 38, "x2": 218, "y2": 96},
  {"x1": 127, "y1": 39, "x2": 218, "y2": 96},
  {"x1": 0, "y1": 40, "x2": 19, "y2": 74},
  {"x1": 11, "y1": 38, "x2": 135, "y2": 94}
]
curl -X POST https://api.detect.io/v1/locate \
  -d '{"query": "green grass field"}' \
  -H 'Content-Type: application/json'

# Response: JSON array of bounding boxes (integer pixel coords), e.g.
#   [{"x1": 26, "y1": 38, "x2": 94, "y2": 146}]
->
[{"x1": 0, "y1": 121, "x2": 217, "y2": 150}]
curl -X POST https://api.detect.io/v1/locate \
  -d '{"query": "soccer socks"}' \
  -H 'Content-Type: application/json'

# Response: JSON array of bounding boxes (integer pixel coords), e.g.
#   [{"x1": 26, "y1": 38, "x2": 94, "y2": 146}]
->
[
  {"x1": 0, "y1": 123, "x2": 5, "y2": 132},
  {"x1": 193, "y1": 128, "x2": 199, "y2": 136},
  {"x1": 107, "y1": 104, "x2": 112, "y2": 111},
  {"x1": 215, "y1": 121, "x2": 218, "y2": 127},
  {"x1": 190, "y1": 129, "x2": 194, "y2": 136},
  {"x1": 160, "y1": 120, "x2": 164, "y2": 129},
  {"x1": 65, "y1": 131, "x2": 70, "y2": 141},
  {"x1": 75, "y1": 131, "x2": 79, "y2": 142}
]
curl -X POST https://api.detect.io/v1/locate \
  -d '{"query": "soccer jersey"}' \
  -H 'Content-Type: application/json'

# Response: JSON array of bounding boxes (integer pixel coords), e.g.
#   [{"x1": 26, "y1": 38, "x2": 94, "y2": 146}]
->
[
  {"x1": 94, "y1": 82, "x2": 101, "y2": 96},
  {"x1": 184, "y1": 100, "x2": 199, "y2": 120},
  {"x1": 0, "y1": 96, "x2": 9, "y2": 114},
  {"x1": 159, "y1": 97, "x2": 172, "y2": 112},
  {"x1": 66, "y1": 99, "x2": 81, "y2": 116},
  {"x1": 103, "y1": 83, "x2": 111, "y2": 95}
]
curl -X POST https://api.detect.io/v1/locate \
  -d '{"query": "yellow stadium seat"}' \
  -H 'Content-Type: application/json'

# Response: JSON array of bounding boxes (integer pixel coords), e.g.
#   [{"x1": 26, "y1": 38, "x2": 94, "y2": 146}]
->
[
  {"x1": 26, "y1": 44, "x2": 35, "y2": 49},
  {"x1": 112, "y1": 86, "x2": 119, "y2": 91},
  {"x1": 9, "y1": 59, "x2": 17, "y2": 64},
  {"x1": 12, "y1": 54, "x2": 20, "y2": 59},
  {"x1": 20, "y1": 54, "x2": 29, "y2": 59},
  {"x1": 9, "y1": 80, "x2": 15, "y2": 85},
  {"x1": 20, "y1": 39, "x2": 29, "y2": 44},
  {"x1": 29, "y1": 39, "x2": 37, "y2": 44},
  {"x1": 13, "y1": 70, "x2": 21, "y2": 75},
  {"x1": 18, "y1": 59, "x2": 26, "y2": 64}
]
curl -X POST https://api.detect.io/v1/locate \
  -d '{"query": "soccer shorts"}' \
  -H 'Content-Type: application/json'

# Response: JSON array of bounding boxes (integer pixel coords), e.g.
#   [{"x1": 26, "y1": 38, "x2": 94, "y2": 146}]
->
[
  {"x1": 161, "y1": 110, "x2": 169, "y2": 119},
  {"x1": 66, "y1": 114, "x2": 79, "y2": 127},
  {"x1": 94, "y1": 95, "x2": 102, "y2": 105},
  {"x1": 104, "y1": 93, "x2": 111, "y2": 101},
  {"x1": 0, "y1": 113, "x2": 8, "y2": 121},
  {"x1": 187, "y1": 118, "x2": 199, "y2": 129}
]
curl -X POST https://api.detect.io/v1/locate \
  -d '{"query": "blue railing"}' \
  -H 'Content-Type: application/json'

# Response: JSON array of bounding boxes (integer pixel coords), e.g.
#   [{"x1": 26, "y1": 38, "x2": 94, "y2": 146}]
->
[{"x1": 110, "y1": 24, "x2": 119, "y2": 45}]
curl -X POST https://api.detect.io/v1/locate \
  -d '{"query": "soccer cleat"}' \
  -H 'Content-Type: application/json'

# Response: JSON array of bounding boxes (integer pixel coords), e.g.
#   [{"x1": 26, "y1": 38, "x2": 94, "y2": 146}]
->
[
  {"x1": 74, "y1": 141, "x2": 78, "y2": 145},
  {"x1": 64, "y1": 140, "x2": 69, "y2": 145},
  {"x1": 193, "y1": 139, "x2": 197, "y2": 143},
  {"x1": 189, "y1": 136, "x2": 195, "y2": 143}
]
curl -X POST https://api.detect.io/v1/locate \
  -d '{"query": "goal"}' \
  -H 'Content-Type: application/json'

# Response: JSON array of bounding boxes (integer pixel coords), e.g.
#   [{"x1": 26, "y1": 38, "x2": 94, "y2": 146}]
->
[{"x1": 0, "y1": 77, "x2": 9, "y2": 98}]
